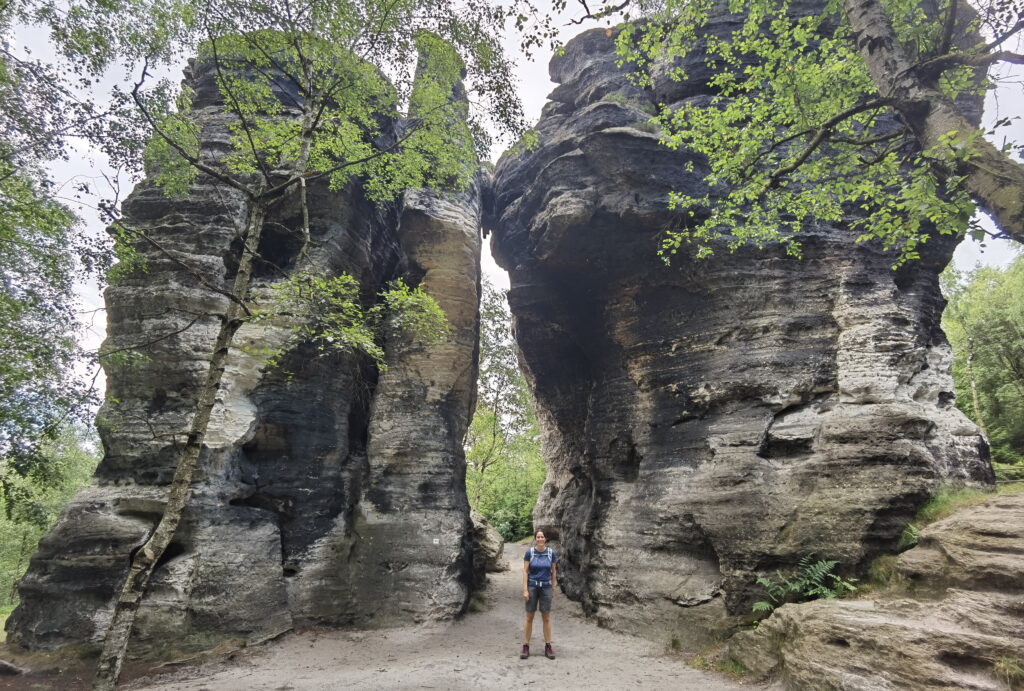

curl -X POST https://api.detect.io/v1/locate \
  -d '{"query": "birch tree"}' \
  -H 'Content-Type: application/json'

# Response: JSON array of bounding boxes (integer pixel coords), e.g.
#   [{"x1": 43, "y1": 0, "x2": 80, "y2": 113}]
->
[{"x1": 84, "y1": 1, "x2": 522, "y2": 688}]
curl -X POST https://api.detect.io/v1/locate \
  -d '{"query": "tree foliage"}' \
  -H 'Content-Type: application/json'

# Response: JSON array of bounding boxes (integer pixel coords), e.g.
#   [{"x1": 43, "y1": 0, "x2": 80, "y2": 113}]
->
[
  {"x1": 534, "y1": 0, "x2": 1024, "y2": 262},
  {"x1": 254, "y1": 273, "x2": 449, "y2": 369},
  {"x1": 0, "y1": 4, "x2": 110, "y2": 502},
  {"x1": 943, "y1": 255, "x2": 1024, "y2": 465},
  {"x1": 0, "y1": 425, "x2": 99, "y2": 610},
  {"x1": 465, "y1": 279, "x2": 545, "y2": 541}
]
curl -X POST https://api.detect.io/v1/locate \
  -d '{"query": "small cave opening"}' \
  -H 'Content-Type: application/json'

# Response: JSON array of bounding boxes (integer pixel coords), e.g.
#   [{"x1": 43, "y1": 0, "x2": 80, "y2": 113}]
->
[
  {"x1": 223, "y1": 218, "x2": 305, "y2": 279},
  {"x1": 154, "y1": 541, "x2": 189, "y2": 572}
]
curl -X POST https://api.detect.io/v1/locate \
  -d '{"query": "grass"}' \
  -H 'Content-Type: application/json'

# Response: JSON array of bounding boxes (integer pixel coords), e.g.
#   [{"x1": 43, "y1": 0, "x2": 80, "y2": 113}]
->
[
  {"x1": 898, "y1": 482, "x2": 1024, "y2": 550},
  {"x1": 866, "y1": 555, "x2": 901, "y2": 589},
  {"x1": 686, "y1": 642, "x2": 748, "y2": 680},
  {"x1": 993, "y1": 464, "x2": 1024, "y2": 482},
  {"x1": 994, "y1": 657, "x2": 1024, "y2": 690},
  {"x1": 915, "y1": 487, "x2": 991, "y2": 524}
]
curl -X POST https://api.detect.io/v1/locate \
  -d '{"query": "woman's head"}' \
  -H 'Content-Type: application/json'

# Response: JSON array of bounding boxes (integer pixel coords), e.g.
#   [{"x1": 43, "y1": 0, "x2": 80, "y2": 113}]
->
[{"x1": 534, "y1": 530, "x2": 546, "y2": 546}]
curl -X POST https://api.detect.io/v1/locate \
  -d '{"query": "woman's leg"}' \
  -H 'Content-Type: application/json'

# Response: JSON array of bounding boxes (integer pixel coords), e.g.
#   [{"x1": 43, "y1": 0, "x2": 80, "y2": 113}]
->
[
  {"x1": 541, "y1": 612, "x2": 552, "y2": 643},
  {"x1": 524, "y1": 611, "x2": 535, "y2": 643}
]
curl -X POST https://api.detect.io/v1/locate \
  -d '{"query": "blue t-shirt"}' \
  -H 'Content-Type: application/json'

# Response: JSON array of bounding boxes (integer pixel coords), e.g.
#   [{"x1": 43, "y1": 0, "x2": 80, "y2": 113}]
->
[{"x1": 524, "y1": 547, "x2": 556, "y2": 584}]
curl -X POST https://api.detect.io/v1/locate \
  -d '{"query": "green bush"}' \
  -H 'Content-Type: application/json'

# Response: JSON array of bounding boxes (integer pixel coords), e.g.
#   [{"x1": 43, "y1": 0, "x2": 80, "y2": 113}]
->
[{"x1": 0, "y1": 426, "x2": 98, "y2": 609}]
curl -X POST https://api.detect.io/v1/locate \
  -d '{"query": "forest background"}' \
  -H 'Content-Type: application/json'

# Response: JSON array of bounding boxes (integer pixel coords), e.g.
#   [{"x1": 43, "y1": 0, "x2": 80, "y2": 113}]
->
[{"x1": 1, "y1": 0, "x2": 1022, "y2": 634}]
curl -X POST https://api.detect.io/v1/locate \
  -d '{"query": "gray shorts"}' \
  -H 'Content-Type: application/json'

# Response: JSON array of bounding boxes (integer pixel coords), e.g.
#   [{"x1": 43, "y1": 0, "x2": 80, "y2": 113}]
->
[{"x1": 526, "y1": 585, "x2": 552, "y2": 614}]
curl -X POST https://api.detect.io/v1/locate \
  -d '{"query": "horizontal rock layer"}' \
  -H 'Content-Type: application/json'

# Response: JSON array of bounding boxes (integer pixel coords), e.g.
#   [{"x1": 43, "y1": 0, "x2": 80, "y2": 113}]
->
[
  {"x1": 731, "y1": 492, "x2": 1024, "y2": 690},
  {"x1": 488, "y1": 23, "x2": 991, "y2": 647},
  {"x1": 7, "y1": 60, "x2": 482, "y2": 652}
]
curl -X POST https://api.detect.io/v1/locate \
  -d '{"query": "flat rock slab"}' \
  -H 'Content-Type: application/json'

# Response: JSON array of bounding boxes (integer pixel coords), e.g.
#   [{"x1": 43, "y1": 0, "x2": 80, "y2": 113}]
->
[
  {"x1": 729, "y1": 492, "x2": 1024, "y2": 690},
  {"x1": 122, "y1": 546, "x2": 753, "y2": 690}
]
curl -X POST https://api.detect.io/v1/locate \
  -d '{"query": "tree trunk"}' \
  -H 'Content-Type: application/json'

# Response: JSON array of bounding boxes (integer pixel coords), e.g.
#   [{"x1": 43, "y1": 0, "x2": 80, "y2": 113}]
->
[
  {"x1": 965, "y1": 336, "x2": 988, "y2": 435},
  {"x1": 92, "y1": 199, "x2": 267, "y2": 691},
  {"x1": 10, "y1": 531, "x2": 29, "y2": 602},
  {"x1": 842, "y1": 0, "x2": 1024, "y2": 244}
]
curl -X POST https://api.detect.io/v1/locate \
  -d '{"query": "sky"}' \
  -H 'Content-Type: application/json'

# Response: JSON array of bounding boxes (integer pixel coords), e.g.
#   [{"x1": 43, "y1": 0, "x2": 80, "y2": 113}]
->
[{"x1": 19, "y1": 8, "x2": 1024, "y2": 383}]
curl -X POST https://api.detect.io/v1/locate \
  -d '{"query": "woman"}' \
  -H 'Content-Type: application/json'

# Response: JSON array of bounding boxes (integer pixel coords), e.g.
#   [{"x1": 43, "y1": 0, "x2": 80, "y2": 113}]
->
[{"x1": 520, "y1": 530, "x2": 557, "y2": 660}]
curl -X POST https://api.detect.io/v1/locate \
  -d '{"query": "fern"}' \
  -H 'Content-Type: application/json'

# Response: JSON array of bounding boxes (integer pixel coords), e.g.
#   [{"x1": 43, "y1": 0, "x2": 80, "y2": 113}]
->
[{"x1": 752, "y1": 556, "x2": 857, "y2": 615}]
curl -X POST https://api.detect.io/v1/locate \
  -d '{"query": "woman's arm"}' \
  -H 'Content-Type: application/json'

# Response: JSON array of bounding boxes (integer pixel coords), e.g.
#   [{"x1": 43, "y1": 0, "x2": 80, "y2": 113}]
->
[
  {"x1": 551, "y1": 562, "x2": 558, "y2": 594},
  {"x1": 522, "y1": 557, "x2": 530, "y2": 601}
]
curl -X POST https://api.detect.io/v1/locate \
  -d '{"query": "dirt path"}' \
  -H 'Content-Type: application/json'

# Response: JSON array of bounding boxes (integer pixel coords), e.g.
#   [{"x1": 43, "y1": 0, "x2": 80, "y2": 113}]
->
[{"x1": 125, "y1": 545, "x2": 750, "y2": 690}]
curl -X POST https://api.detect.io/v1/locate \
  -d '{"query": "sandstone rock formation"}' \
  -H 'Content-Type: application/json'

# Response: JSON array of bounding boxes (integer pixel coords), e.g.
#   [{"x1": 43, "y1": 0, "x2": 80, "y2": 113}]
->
[
  {"x1": 471, "y1": 510, "x2": 508, "y2": 574},
  {"x1": 488, "y1": 23, "x2": 992, "y2": 647},
  {"x1": 6, "y1": 58, "x2": 483, "y2": 653},
  {"x1": 730, "y1": 492, "x2": 1024, "y2": 690}
]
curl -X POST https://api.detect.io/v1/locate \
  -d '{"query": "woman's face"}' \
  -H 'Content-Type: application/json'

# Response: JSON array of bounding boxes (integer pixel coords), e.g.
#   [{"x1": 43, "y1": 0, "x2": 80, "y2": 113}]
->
[{"x1": 535, "y1": 532, "x2": 546, "y2": 548}]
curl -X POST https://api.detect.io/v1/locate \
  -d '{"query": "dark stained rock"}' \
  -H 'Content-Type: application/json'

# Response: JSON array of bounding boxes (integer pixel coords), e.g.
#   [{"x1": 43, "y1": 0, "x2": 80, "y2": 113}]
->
[
  {"x1": 488, "y1": 23, "x2": 991, "y2": 648},
  {"x1": 0, "y1": 660, "x2": 26, "y2": 675},
  {"x1": 729, "y1": 493, "x2": 1024, "y2": 690},
  {"x1": 6, "y1": 58, "x2": 482, "y2": 653}
]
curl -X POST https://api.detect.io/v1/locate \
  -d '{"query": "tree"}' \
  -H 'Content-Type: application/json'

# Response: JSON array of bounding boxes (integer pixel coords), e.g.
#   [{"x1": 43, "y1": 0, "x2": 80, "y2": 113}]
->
[
  {"x1": 542, "y1": 0, "x2": 1023, "y2": 264},
  {"x1": 465, "y1": 279, "x2": 545, "y2": 541},
  {"x1": 0, "y1": 3, "x2": 113, "y2": 508},
  {"x1": 942, "y1": 256, "x2": 1024, "y2": 465},
  {"x1": 0, "y1": 425, "x2": 99, "y2": 610},
  {"x1": 78, "y1": 2, "x2": 524, "y2": 687}
]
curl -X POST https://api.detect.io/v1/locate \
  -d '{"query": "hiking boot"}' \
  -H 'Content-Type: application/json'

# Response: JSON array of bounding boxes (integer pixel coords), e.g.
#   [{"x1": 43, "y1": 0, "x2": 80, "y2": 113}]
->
[
  {"x1": 544, "y1": 643, "x2": 555, "y2": 660},
  {"x1": 520, "y1": 644, "x2": 529, "y2": 659}
]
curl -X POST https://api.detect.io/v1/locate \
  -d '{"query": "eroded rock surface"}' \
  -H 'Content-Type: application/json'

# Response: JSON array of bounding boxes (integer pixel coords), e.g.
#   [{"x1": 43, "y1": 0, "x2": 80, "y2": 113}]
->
[
  {"x1": 488, "y1": 24, "x2": 991, "y2": 647},
  {"x1": 470, "y1": 510, "x2": 508, "y2": 574},
  {"x1": 7, "y1": 59, "x2": 482, "y2": 653},
  {"x1": 730, "y1": 493, "x2": 1024, "y2": 690}
]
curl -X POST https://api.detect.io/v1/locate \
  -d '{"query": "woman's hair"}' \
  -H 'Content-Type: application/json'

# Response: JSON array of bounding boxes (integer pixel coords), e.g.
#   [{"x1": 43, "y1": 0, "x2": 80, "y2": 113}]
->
[{"x1": 535, "y1": 530, "x2": 545, "y2": 539}]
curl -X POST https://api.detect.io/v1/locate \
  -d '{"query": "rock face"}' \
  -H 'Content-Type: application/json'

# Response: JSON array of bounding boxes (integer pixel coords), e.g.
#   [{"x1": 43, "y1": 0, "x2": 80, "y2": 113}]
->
[
  {"x1": 730, "y1": 492, "x2": 1024, "y2": 690},
  {"x1": 6, "y1": 59, "x2": 482, "y2": 652},
  {"x1": 488, "y1": 24, "x2": 992, "y2": 647},
  {"x1": 470, "y1": 510, "x2": 508, "y2": 574}
]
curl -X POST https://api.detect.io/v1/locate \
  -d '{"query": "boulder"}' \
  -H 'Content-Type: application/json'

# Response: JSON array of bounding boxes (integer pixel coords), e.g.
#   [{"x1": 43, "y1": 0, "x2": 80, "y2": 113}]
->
[
  {"x1": 471, "y1": 510, "x2": 508, "y2": 574},
  {"x1": 729, "y1": 493, "x2": 1024, "y2": 690},
  {"x1": 0, "y1": 660, "x2": 26, "y2": 675}
]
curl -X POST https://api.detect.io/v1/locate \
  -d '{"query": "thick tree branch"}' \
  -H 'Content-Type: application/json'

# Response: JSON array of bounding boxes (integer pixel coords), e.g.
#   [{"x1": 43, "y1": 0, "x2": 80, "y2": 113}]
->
[
  {"x1": 842, "y1": 0, "x2": 1024, "y2": 244},
  {"x1": 937, "y1": 0, "x2": 958, "y2": 56},
  {"x1": 915, "y1": 49, "x2": 1024, "y2": 79}
]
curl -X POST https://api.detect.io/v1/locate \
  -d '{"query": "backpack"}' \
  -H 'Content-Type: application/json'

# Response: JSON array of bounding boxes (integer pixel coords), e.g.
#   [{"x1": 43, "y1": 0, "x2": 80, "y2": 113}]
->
[{"x1": 527, "y1": 547, "x2": 555, "y2": 567}]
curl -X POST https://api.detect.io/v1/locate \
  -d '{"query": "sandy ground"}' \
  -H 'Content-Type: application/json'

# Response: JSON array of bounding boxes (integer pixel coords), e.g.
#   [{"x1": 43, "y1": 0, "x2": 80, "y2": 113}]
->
[{"x1": 114, "y1": 545, "x2": 752, "y2": 690}]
